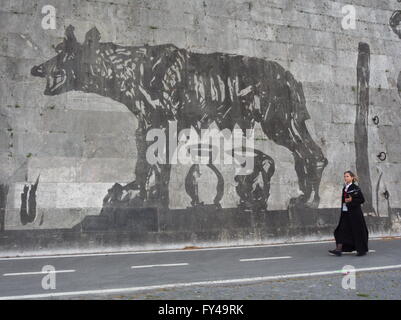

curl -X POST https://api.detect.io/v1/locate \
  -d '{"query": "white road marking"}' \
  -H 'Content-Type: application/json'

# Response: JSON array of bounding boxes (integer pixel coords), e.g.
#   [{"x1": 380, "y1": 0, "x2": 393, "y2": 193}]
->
[
  {"x1": 341, "y1": 250, "x2": 376, "y2": 255},
  {"x1": 1, "y1": 264, "x2": 401, "y2": 300},
  {"x1": 240, "y1": 256, "x2": 292, "y2": 262},
  {"x1": 131, "y1": 263, "x2": 188, "y2": 269},
  {"x1": 3, "y1": 270, "x2": 75, "y2": 277},
  {"x1": 0, "y1": 237, "x2": 393, "y2": 261}
]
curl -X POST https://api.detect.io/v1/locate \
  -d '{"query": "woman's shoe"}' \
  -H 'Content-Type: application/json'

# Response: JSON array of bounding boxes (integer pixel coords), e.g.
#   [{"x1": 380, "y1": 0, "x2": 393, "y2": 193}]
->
[
  {"x1": 328, "y1": 249, "x2": 342, "y2": 256},
  {"x1": 356, "y1": 251, "x2": 366, "y2": 256}
]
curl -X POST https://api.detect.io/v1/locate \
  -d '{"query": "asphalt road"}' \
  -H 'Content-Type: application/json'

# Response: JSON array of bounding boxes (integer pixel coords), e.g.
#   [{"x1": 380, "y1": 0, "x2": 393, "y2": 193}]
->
[{"x1": 0, "y1": 237, "x2": 400, "y2": 299}]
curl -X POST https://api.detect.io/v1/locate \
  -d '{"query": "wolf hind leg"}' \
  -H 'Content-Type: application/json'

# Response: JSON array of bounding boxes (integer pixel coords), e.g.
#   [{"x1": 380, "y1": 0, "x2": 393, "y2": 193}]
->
[
  {"x1": 259, "y1": 74, "x2": 328, "y2": 209},
  {"x1": 155, "y1": 164, "x2": 171, "y2": 209},
  {"x1": 261, "y1": 115, "x2": 328, "y2": 208}
]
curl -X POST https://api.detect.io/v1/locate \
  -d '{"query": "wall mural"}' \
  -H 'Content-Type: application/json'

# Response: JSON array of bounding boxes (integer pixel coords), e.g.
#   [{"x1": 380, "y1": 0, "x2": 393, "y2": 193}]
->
[
  {"x1": 0, "y1": 11, "x2": 398, "y2": 252},
  {"x1": 30, "y1": 25, "x2": 329, "y2": 216}
]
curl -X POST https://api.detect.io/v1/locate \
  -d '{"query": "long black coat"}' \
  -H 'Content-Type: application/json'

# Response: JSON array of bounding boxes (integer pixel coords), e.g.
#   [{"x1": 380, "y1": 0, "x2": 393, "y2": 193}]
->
[{"x1": 334, "y1": 183, "x2": 369, "y2": 253}]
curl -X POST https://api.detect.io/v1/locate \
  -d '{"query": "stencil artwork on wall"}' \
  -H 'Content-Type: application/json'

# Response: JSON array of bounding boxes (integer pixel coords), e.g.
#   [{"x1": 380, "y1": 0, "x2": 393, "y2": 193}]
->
[
  {"x1": 19, "y1": 175, "x2": 40, "y2": 225},
  {"x1": 31, "y1": 25, "x2": 329, "y2": 212}
]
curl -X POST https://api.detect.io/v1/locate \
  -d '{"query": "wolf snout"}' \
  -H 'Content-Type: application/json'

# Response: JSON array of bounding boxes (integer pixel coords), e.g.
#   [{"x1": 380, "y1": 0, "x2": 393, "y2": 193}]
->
[{"x1": 31, "y1": 65, "x2": 45, "y2": 77}]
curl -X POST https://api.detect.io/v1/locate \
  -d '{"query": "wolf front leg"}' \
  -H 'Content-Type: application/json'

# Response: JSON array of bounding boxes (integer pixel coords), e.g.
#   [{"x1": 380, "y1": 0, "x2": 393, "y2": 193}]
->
[
  {"x1": 133, "y1": 126, "x2": 171, "y2": 209},
  {"x1": 132, "y1": 125, "x2": 153, "y2": 206}
]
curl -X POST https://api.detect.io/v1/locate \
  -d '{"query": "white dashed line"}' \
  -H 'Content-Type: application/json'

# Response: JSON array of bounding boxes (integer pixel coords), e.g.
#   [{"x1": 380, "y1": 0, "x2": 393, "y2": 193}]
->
[
  {"x1": 3, "y1": 270, "x2": 75, "y2": 276},
  {"x1": 239, "y1": 256, "x2": 292, "y2": 262},
  {"x1": 131, "y1": 263, "x2": 189, "y2": 269}
]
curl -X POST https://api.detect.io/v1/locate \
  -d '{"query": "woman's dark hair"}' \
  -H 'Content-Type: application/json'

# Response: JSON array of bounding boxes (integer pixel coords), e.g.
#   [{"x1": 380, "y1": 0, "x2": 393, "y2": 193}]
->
[{"x1": 344, "y1": 170, "x2": 359, "y2": 183}]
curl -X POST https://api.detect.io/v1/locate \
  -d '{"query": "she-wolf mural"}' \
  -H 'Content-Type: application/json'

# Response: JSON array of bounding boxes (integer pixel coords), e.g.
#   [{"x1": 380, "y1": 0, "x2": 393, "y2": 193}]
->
[{"x1": 30, "y1": 25, "x2": 328, "y2": 211}]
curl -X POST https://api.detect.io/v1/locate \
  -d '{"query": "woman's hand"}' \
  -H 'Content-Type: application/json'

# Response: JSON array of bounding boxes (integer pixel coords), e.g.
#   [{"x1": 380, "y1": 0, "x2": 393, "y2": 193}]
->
[{"x1": 344, "y1": 196, "x2": 352, "y2": 203}]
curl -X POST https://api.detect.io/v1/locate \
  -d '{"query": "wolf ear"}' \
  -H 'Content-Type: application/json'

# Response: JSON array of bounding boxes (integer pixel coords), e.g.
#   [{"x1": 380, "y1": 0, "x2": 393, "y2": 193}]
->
[
  {"x1": 84, "y1": 27, "x2": 101, "y2": 48},
  {"x1": 64, "y1": 25, "x2": 77, "y2": 43}
]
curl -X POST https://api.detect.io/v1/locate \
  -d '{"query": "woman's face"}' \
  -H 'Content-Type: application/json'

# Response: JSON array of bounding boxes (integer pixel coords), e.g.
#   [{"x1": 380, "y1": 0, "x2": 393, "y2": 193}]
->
[{"x1": 344, "y1": 173, "x2": 353, "y2": 184}]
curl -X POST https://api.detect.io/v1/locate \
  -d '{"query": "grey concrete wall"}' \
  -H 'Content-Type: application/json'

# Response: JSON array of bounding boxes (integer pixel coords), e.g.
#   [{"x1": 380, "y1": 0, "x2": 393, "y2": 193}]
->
[{"x1": 0, "y1": 0, "x2": 401, "y2": 255}]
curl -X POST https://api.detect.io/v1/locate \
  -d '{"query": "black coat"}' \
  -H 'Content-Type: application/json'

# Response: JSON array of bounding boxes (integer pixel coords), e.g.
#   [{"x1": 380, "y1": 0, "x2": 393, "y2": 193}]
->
[{"x1": 334, "y1": 183, "x2": 369, "y2": 253}]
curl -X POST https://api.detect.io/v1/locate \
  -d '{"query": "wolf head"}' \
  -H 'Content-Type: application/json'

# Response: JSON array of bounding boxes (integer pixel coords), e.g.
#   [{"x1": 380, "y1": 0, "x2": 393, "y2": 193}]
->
[{"x1": 31, "y1": 25, "x2": 102, "y2": 96}]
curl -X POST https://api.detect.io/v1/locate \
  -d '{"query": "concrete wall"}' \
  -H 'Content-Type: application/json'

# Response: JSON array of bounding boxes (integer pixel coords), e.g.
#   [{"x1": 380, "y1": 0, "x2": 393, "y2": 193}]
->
[{"x1": 1, "y1": 0, "x2": 401, "y2": 255}]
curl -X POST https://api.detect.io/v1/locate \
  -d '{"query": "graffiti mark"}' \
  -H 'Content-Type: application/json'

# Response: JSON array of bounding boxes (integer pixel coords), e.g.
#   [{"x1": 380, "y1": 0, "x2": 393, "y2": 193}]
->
[
  {"x1": 20, "y1": 175, "x2": 40, "y2": 225},
  {"x1": 375, "y1": 167, "x2": 394, "y2": 223}
]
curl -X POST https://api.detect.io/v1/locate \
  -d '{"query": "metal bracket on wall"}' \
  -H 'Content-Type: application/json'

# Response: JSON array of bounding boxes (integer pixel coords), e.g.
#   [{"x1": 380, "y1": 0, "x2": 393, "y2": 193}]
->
[
  {"x1": 383, "y1": 190, "x2": 390, "y2": 200},
  {"x1": 377, "y1": 152, "x2": 387, "y2": 161},
  {"x1": 372, "y1": 116, "x2": 379, "y2": 125}
]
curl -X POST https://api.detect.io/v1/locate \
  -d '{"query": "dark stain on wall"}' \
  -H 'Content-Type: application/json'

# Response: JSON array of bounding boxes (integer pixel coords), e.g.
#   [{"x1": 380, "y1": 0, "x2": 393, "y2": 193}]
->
[
  {"x1": 397, "y1": 71, "x2": 401, "y2": 98},
  {"x1": 0, "y1": 184, "x2": 9, "y2": 232},
  {"x1": 389, "y1": 10, "x2": 401, "y2": 97},
  {"x1": 355, "y1": 42, "x2": 375, "y2": 214}
]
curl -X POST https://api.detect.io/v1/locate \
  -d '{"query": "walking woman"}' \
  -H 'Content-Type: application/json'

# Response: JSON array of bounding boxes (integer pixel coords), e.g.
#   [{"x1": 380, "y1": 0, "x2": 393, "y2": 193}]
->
[{"x1": 329, "y1": 171, "x2": 369, "y2": 256}]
